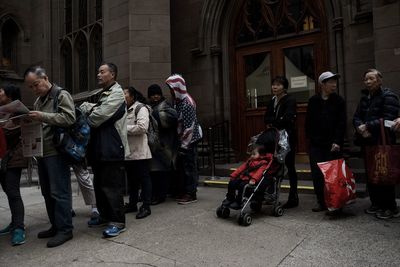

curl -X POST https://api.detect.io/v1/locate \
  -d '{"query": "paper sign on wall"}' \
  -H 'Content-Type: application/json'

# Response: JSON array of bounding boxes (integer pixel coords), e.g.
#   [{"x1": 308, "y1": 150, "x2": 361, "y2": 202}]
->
[{"x1": 291, "y1": 76, "x2": 307, "y2": 88}]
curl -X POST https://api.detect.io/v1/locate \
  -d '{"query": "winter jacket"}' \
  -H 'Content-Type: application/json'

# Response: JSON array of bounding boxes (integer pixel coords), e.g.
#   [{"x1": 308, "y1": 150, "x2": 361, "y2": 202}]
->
[
  {"x1": 353, "y1": 87, "x2": 399, "y2": 145},
  {"x1": 230, "y1": 154, "x2": 280, "y2": 183},
  {"x1": 80, "y1": 82, "x2": 129, "y2": 161},
  {"x1": 264, "y1": 94, "x2": 297, "y2": 145},
  {"x1": 149, "y1": 98, "x2": 178, "y2": 171},
  {"x1": 305, "y1": 93, "x2": 346, "y2": 147},
  {"x1": 125, "y1": 101, "x2": 152, "y2": 161},
  {"x1": 2, "y1": 122, "x2": 28, "y2": 169},
  {"x1": 165, "y1": 75, "x2": 202, "y2": 149},
  {"x1": 34, "y1": 84, "x2": 76, "y2": 157}
]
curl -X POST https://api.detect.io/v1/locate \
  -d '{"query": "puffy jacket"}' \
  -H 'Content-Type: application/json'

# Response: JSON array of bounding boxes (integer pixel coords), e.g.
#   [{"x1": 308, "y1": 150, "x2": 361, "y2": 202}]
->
[
  {"x1": 81, "y1": 82, "x2": 130, "y2": 161},
  {"x1": 230, "y1": 154, "x2": 280, "y2": 183},
  {"x1": 125, "y1": 101, "x2": 152, "y2": 160},
  {"x1": 353, "y1": 87, "x2": 399, "y2": 145}
]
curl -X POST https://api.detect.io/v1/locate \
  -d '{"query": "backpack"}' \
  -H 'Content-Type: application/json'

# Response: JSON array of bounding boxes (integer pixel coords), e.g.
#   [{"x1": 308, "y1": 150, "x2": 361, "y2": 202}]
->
[
  {"x1": 52, "y1": 88, "x2": 91, "y2": 162},
  {"x1": 134, "y1": 103, "x2": 160, "y2": 153}
]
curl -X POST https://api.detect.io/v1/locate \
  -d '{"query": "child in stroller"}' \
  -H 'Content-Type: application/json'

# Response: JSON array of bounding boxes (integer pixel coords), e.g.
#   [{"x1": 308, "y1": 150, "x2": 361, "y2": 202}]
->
[{"x1": 216, "y1": 128, "x2": 285, "y2": 226}]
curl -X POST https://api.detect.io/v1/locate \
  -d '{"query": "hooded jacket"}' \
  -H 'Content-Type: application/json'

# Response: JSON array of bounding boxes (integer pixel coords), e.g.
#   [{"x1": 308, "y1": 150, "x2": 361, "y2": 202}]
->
[
  {"x1": 165, "y1": 74, "x2": 202, "y2": 149},
  {"x1": 230, "y1": 154, "x2": 280, "y2": 183}
]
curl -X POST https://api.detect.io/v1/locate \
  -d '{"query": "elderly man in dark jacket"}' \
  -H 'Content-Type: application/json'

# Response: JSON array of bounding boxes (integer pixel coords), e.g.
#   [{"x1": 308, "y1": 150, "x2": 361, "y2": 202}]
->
[
  {"x1": 80, "y1": 62, "x2": 129, "y2": 237},
  {"x1": 305, "y1": 71, "x2": 346, "y2": 213},
  {"x1": 147, "y1": 84, "x2": 178, "y2": 205},
  {"x1": 353, "y1": 68, "x2": 400, "y2": 219}
]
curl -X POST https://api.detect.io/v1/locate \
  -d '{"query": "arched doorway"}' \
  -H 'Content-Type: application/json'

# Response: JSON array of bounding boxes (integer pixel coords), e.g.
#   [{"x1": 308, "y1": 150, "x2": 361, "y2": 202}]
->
[{"x1": 230, "y1": 0, "x2": 328, "y2": 157}]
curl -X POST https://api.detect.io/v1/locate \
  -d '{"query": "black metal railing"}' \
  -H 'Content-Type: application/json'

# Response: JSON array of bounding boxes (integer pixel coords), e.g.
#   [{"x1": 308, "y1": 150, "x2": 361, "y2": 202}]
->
[{"x1": 198, "y1": 120, "x2": 231, "y2": 177}]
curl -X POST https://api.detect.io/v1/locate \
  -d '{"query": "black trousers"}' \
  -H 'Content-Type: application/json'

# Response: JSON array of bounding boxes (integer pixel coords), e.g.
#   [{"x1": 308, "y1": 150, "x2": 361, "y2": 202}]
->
[
  {"x1": 309, "y1": 144, "x2": 342, "y2": 206},
  {"x1": 125, "y1": 159, "x2": 152, "y2": 207},
  {"x1": 0, "y1": 168, "x2": 24, "y2": 230},
  {"x1": 150, "y1": 171, "x2": 170, "y2": 201},
  {"x1": 285, "y1": 144, "x2": 298, "y2": 197},
  {"x1": 227, "y1": 179, "x2": 248, "y2": 202},
  {"x1": 367, "y1": 184, "x2": 397, "y2": 211},
  {"x1": 92, "y1": 161, "x2": 125, "y2": 225}
]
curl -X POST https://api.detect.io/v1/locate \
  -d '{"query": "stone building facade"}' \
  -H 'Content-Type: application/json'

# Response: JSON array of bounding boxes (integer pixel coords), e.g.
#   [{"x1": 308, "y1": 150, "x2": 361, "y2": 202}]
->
[{"x1": 0, "y1": 0, "x2": 399, "y2": 155}]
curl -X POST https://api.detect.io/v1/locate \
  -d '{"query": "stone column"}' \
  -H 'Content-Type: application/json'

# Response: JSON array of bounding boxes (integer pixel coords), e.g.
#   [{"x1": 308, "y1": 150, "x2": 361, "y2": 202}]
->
[{"x1": 128, "y1": 0, "x2": 171, "y2": 93}]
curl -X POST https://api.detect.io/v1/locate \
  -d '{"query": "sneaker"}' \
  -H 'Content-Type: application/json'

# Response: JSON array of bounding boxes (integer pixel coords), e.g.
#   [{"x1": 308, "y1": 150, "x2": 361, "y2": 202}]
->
[
  {"x1": 123, "y1": 203, "x2": 138, "y2": 213},
  {"x1": 136, "y1": 206, "x2": 151, "y2": 219},
  {"x1": 0, "y1": 224, "x2": 11, "y2": 236},
  {"x1": 87, "y1": 216, "x2": 109, "y2": 228},
  {"x1": 376, "y1": 210, "x2": 394, "y2": 220},
  {"x1": 312, "y1": 204, "x2": 327, "y2": 212},
  {"x1": 47, "y1": 232, "x2": 73, "y2": 248},
  {"x1": 11, "y1": 228, "x2": 26, "y2": 246},
  {"x1": 90, "y1": 211, "x2": 100, "y2": 220},
  {"x1": 103, "y1": 224, "x2": 126, "y2": 238},
  {"x1": 37, "y1": 227, "x2": 57, "y2": 239},
  {"x1": 177, "y1": 194, "x2": 197, "y2": 205},
  {"x1": 365, "y1": 205, "x2": 382, "y2": 215}
]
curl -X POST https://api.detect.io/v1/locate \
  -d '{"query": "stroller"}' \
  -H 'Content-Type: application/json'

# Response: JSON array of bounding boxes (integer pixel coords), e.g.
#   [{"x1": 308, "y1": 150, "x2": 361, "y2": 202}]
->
[{"x1": 216, "y1": 129, "x2": 289, "y2": 226}]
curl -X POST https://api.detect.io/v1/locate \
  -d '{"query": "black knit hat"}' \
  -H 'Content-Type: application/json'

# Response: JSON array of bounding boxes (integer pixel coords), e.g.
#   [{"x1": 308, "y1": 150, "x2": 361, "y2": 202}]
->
[{"x1": 148, "y1": 84, "x2": 163, "y2": 98}]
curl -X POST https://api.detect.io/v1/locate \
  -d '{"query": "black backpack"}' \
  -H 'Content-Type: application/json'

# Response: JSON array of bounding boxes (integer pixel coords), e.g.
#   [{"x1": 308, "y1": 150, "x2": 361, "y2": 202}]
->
[{"x1": 52, "y1": 88, "x2": 91, "y2": 162}]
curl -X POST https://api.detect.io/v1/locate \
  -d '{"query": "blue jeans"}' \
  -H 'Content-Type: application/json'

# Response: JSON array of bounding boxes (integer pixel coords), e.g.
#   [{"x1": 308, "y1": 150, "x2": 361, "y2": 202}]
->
[
  {"x1": 177, "y1": 145, "x2": 199, "y2": 195},
  {"x1": 37, "y1": 155, "x2": 73, "y2": 234}
]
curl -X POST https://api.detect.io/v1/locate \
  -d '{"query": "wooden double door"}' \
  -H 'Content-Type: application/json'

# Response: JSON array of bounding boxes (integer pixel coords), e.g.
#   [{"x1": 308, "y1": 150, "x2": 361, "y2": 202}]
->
[{"x1": 232, "y1": 34, "x2": 327, "y2": 157}]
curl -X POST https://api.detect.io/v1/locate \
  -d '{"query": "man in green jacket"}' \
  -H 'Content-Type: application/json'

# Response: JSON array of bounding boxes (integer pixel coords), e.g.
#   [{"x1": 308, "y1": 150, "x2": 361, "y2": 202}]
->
[{"x1": 24, "y1": 66, "x2": 75, "y2": 247}]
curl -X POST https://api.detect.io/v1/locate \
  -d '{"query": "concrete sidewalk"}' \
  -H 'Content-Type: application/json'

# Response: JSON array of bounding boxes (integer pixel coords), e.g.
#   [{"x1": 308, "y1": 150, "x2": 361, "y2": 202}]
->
[{"x1": 0, "y1": 182, "x2": 400, "y2": 266}]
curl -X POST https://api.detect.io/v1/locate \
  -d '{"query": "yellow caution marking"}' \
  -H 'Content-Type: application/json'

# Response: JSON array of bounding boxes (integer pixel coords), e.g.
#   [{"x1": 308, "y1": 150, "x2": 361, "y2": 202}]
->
[{"x1": 203, "y1": 180, "x2": 314, "y2": 190}]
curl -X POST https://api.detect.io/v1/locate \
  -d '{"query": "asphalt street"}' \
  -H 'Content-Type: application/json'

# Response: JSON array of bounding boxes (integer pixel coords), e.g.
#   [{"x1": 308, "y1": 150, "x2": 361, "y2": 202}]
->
[{"x1": 0, "y1": 181, "x2": 399, "y2": 266}]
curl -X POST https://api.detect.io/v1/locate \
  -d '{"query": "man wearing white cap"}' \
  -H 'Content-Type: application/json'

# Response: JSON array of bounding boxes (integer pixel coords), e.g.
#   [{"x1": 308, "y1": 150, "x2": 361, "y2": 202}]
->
[{"x1": 305, "y1": 71, "x2": 346, "y2": 213}]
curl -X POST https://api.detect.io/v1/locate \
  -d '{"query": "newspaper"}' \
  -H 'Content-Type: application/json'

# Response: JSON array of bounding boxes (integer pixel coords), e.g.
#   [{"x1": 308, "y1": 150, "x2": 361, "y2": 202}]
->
[
  {"x1": 21, "y1": 121, "x2": 43, "y2": 157},
  {"x1": 0, "y1": 100, "x2": 30, "y2": 123}
]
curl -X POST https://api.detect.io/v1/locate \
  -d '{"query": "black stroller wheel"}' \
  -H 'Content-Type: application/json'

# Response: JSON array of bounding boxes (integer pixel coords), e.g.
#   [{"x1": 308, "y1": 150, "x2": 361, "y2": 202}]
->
[
  {"x1": 273, "y1": 206, "x2": 284, "y2": 217},
  {"x1": 242, "y1": 214, "x2": 252, "y2": 226},
  {"x1": 238, "y1": 213, "x2": 252, "y2": 226},
  {"x1": 221, "y1": 206, "x2": 230, "y2": 218},
  {"x1": 216, "y1": 206, "x2": 230, "y2": 218},
  {"x1": 216, "y1": 206, "x2": 223, "y2": 218}
]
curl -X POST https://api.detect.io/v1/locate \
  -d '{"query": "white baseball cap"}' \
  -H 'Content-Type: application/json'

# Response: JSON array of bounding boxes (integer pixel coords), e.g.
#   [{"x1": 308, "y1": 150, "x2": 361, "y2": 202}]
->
[{"x1": 318, "y1": 71, "x2": 340, "y2": 84}]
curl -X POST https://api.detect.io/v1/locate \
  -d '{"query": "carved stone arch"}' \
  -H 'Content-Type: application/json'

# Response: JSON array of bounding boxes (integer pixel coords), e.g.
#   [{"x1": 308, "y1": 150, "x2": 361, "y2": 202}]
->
[
  {"x1": 89, "y1": 23, "x2": 102, "y2": 89},
  {"x1": 0, "y1": 14, "x2": 25, "y2": 71},
  {"x1": 60, "y1": 38, "x2": 73, "y2": 92},
  {"x1": 74, "y1": 30, "x2": 89, "y2": 93},
  {"x1": 0, "y1": 14, "x2": 25, "y2": 39}
]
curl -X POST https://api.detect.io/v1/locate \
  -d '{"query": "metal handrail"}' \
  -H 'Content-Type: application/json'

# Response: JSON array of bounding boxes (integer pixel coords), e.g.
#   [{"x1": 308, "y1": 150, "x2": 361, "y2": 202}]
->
[{"x1": 198, "y1": 120, "x2": 231, "y2": 178}]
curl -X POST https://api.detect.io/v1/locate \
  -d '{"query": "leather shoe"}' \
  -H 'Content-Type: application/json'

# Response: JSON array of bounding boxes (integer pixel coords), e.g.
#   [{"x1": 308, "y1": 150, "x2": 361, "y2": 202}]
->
[
  {"x1": 37, "y1": 227, "x2": 57, "y2": 239},
  {"x1": 136, "y1": 206, "x2": 151, "y2": 219},
  {"x1": 151, "y1": 198, "x2": 165, "y2": 206},
  {"x1": 47, "y1": 232, "x2": 73, "y2": 248},
  {"x1": 282, "y1": 198, "x2": 299, "y2": 209},
  {"x1": 312, "y1": 204, "x2": 327, "y2": 212}
]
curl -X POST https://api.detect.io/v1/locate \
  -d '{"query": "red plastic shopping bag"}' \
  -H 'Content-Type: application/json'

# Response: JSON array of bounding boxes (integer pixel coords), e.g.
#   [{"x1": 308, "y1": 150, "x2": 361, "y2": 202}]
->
[{"x1": 317, "y1": 159, "x2": 356, "y2": 211}]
